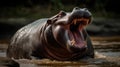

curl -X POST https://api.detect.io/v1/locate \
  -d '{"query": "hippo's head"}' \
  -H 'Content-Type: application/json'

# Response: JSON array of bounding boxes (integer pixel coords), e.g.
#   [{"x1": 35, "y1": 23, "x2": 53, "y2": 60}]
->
[{"x1": 46, "y1": 7, "x2": 92, "y2": 52}]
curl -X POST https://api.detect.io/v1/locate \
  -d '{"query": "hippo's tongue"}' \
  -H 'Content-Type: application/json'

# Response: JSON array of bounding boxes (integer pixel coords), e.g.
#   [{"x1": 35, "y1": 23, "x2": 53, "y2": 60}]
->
[{"x1": 69, "y1": 30, "x2": 86, "y2": 48}]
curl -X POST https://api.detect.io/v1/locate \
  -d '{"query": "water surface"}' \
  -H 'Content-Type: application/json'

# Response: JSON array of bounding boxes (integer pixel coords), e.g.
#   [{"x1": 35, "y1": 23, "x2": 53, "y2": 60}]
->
[{"x1": 0, "y1": 37, "x2": 120, "y2": 67}]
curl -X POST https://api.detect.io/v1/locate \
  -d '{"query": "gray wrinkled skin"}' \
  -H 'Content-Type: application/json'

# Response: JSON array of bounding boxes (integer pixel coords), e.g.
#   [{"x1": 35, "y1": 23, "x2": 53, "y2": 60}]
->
[{"x1": 7, "y1": 7, "x2": 94, "y2": 61}]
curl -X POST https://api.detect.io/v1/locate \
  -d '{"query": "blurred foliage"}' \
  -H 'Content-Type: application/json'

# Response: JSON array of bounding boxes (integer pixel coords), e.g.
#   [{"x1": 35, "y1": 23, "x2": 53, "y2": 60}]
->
[{"x1": 0, "y1": 0, "x2": 119, "y2": 18}]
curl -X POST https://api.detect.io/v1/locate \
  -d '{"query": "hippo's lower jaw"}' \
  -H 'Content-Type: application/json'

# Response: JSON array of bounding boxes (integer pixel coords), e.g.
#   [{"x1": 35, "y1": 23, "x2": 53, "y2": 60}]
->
[{"x1": 68, "y1": 18, "x2": 89, "y2": 49}]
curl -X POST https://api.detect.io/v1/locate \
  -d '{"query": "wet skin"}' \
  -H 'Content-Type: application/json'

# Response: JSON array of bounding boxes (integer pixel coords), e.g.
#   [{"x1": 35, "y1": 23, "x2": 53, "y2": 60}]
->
[{"x1": 7, "y1": 7, "x2": 94, "y2": 61}]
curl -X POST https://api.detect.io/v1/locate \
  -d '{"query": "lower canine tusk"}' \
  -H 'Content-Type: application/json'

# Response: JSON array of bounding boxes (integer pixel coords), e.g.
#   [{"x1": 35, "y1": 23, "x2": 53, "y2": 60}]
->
[{"x1": 71, "y1": 39, "x2": 75, "y2": 45}]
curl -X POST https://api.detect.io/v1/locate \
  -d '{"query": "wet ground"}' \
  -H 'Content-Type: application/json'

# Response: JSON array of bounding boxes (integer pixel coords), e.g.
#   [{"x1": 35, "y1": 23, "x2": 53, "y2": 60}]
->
[{"x1": 0, "y1": 36, "x2": 120, "y2": 67}]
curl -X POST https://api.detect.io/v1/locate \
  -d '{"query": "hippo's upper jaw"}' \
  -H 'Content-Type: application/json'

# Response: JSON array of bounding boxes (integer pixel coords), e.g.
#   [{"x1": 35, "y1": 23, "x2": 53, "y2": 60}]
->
[{"x1": 67, "y1": 8, "x2": 92, "y2": 50}]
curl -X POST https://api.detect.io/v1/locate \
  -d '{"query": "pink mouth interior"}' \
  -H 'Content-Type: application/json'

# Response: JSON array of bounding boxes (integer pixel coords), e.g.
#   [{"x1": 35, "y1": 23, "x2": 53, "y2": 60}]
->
[
  {"x1": 68, "y1": 30, "x2": 86, "y2": 48},
  {"x1": 68, "y1": 18, "x2": 89, "y2": 48}
]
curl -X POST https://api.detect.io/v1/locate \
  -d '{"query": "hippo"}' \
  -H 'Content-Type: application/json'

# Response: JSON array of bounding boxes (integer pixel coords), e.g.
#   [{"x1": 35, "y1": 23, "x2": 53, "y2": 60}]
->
[{"x1": 7, "y1": 7, "x2": 94, "y2": 61}]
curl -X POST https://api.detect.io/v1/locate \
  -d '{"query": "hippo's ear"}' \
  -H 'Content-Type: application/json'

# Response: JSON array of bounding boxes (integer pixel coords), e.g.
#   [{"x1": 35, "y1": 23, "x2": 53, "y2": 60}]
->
[
  {"x1": 58, "y1": 11, "x2": 66, "y2": 17},
  {"x1": 47, "y1": 11, "x2": 66, "y2": 24}
]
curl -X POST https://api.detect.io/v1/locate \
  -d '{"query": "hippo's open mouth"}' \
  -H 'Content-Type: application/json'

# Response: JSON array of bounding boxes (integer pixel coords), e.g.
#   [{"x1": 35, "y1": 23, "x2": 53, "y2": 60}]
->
[{"x1": 69, "y1": 18, "x2": 89, "y2": 48}]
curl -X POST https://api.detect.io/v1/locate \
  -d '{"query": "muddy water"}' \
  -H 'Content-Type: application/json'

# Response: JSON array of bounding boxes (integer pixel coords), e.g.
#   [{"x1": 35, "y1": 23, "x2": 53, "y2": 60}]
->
[{"x1": 0, "y1": 37, "x2": 120, "y2": 67}]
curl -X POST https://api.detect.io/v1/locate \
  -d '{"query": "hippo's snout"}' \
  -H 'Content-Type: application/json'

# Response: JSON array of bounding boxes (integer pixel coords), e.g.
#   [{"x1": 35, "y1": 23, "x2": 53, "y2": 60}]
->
[
  {"x1": 68, "y1": 7, "x2": 92, "y2": 28},
  {"x1": 71, "y1": 7, "x2": 92, "y2": 18}
]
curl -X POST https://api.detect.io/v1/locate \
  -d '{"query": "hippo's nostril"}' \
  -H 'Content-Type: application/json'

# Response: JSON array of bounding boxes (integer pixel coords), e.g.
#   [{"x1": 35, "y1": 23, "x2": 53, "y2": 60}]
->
[
  {"x1": 74, "y1": 7, "x2": 79, "y2": 10},
  {"x1": 72, "y1": 7, "x2": 79, "y2": 12},
  {"x1": 59, "y1": 11, "x2": 66, "y2": 16}
]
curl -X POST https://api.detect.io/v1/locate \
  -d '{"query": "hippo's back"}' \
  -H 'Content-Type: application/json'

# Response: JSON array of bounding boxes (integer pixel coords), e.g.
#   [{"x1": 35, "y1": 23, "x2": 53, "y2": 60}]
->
[{"x1": 7, "y1": 18, "x2": 48, "y2": 59}]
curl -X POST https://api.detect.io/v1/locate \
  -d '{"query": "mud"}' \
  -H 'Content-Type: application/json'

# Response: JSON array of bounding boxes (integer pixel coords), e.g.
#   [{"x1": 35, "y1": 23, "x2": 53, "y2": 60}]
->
[{"x1": 0, "y1": 37, "x2": 120, "y2": 67}]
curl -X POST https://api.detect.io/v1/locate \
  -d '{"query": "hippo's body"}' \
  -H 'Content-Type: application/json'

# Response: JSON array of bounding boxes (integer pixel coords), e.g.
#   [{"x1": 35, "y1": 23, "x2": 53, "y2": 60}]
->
[{"x1": 7, "y1": 7, "x2": 94, "y2": 61}]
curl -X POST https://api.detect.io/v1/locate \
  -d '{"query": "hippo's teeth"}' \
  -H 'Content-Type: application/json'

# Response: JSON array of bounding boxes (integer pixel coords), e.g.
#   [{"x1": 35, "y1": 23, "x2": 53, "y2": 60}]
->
[
  {"x1": 73, "y1": 19, "x2": 81, "y2": 25},
  {"x1": 71, "y1": 39, "x2": 75, "y2": 45},
  {"x1": 77, "y1": 18, "x2": 82, "y2": 21},
  {"x1": 72, "y1": 18, "x2": 89, "y2": 26},
  {"x1": 73, "y1": 19, "x2": 77, "y2": 25}
]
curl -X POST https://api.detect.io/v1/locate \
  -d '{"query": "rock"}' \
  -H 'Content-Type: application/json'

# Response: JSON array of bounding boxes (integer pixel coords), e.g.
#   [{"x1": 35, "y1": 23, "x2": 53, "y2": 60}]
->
[
  {"x1": 87, "y1": 24, "x2": 103, "y2": 33},
  {"x1": 87, "y1": 18, "x2": 120, "y2": 36},
  {"x1": 0, "y1": 57, "x2": 19, "y2": 67}
]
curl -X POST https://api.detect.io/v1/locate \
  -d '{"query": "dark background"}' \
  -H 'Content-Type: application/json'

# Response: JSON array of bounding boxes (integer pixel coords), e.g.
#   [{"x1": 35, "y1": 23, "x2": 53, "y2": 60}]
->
[
  {"x1": 0, "y1": 0, "x2": 120, "y2": 18},
  {"x1": 0, "y1": 0, "x2": 120, "y2": 40}
]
